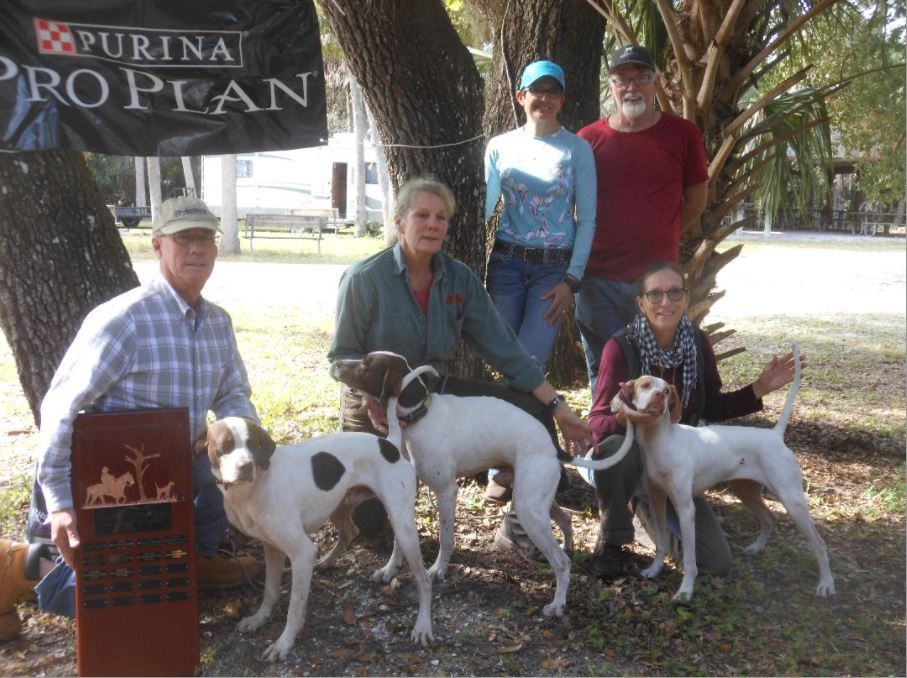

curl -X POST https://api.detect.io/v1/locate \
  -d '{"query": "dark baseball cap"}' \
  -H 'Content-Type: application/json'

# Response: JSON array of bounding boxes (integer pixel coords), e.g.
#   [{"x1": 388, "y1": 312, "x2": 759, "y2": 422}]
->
[{"x1": 609, "y1": 45, "x2": 655, "y2": 72}]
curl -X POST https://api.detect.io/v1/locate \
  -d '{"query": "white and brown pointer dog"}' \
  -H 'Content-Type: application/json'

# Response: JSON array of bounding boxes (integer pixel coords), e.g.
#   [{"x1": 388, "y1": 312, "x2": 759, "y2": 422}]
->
[
  {"x1": 332, "y1": 351, "x2": 633, "y2": 617},
  {"x1": 605, "y1": 346, "x2": 835, "y2": 601},
  {"x1": 201, "y1": 417, "x2": 433, "y2": 661}
]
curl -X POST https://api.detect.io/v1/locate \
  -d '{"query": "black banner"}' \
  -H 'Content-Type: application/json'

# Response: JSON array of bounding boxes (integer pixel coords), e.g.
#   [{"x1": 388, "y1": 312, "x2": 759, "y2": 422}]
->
[{"x1": 0, "y1": 1, "x2": 328, "y2": 155}]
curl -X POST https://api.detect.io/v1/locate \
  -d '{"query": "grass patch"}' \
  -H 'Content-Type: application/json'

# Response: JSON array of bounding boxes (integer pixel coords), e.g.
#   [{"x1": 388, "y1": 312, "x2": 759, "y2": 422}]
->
[{"x1": 120, "y1": 226, "x2": 386, "y2": 265}]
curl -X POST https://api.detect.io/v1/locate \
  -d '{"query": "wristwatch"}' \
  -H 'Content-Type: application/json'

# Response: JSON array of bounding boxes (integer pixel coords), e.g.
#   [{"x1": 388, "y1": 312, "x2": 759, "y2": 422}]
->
[
  {"x1": 562, "y1": 274, "x2": 581, "y2": 293},
  {"x1": 547, "y1": 394, "x2": 567, "y2": 411}
]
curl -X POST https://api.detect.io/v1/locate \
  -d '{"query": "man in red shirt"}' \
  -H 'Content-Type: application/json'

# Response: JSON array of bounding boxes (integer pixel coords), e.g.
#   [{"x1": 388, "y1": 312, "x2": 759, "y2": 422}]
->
[{"x1": 577, "y1": 45, "x2": 709, "y2": 390}]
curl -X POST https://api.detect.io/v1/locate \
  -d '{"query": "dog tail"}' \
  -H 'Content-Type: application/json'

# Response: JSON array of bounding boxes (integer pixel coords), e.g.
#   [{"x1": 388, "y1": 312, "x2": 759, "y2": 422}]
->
[
  {"x1": 773, "y1": 343, "x2": 800, "y2": 436},
  {"x1": 568, "y1": 421, "x2": 635, "y2": 472}
]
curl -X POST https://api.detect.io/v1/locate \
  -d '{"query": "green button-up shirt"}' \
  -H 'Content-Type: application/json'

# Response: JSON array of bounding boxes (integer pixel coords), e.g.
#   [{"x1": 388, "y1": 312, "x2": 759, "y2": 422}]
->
[{"x1": 328, "y1": 244, "x2": 545, "y2": 392}]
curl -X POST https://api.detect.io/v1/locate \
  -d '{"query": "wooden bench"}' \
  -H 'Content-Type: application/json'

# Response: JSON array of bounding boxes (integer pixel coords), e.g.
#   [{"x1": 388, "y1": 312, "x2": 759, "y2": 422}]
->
[{"x1": 244, "y1": 209, "x2": 339, "y2": 254}]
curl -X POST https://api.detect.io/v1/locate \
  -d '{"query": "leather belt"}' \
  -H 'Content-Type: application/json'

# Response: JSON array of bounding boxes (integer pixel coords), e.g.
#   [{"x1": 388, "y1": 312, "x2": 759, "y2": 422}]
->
[{"x1": 493, "y1": 240, "x2": 572, "y2": 265}]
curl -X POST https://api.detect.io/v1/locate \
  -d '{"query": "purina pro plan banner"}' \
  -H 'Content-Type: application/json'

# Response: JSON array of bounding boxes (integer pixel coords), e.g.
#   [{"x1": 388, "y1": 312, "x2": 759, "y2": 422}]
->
[{"x1": 0, "y1": 1, "x2": 328, "y2": 155}]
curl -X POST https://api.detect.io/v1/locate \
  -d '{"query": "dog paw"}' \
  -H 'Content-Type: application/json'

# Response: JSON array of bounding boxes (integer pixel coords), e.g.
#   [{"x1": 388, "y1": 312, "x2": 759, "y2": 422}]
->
[
  {"x1": 743, "y1": 541, "x2": 766, "y2": 556},
  {"x1": 640, "y1": 564, "x2": 662, "y2": 579},
  {"x1": 238, "y1": 613, "x2": 268, "y2": 633},
  {"x1": 427, "y1": 563, "x2": 446, "y2": 583},
  {"x1": 371, "y1": 566, "x2": 396, "y2": 584},
  {"x1": 542, "y1": 602, "x2": 565, "y2": 617},
  {"x1": 410, "y1": 622, "x2": 434, "y2": 647},
  {"x1": 815, "y1": 581, "x2": 836, "y2": 597},
  {"x1": 261, "y1": 636, "x2": 294, "y2": 662},
  {"x1": 672, "y1": 587, "x2": 693, "y2": 602}
]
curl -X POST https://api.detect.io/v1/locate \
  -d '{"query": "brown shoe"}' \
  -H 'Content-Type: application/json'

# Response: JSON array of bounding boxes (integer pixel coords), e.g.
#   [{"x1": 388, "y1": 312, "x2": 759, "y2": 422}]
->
[
  {"x1": 484, "y1": 468, "x2": 514, "y2": 505},
  {"x1": 196, "y1": 552, "x2": 261, "y2": 590},
  {"x1": 0, "y1": 540, "x2": 36, "y2": 615}
]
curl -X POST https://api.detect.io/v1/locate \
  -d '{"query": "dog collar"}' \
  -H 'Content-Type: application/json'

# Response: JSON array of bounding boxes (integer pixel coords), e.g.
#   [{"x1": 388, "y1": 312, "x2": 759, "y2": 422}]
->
[
  {"x1": 619, "y1": 392, "x2": 638, "y2": 411},
  {"x1": 398, "y1": 393, "x2": 431, "y2": 425}
]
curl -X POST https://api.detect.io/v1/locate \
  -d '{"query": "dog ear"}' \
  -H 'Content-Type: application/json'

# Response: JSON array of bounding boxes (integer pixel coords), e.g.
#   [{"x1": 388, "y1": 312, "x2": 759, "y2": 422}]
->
[
  {"x1": 378, "y1": 356, "x2": 407, "y2": 404},
  {"x1": 192, "y1": 431, "x2": 209, "y2": 457},
  {"x1": 246, "y1": 419, "x2": 276, "y2": 470},
  {"x1": 667, "y1": 385, "x2": 682, "y2": 423},
  {"x1": 610, "y1": 380, "x2": 634, "y2": 413}
]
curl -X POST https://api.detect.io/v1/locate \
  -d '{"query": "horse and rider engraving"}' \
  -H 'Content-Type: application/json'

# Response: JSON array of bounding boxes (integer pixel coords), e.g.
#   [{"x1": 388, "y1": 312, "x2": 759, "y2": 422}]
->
[{"x1": 84, "y1": 471, "x2": 135, "y2": 506}]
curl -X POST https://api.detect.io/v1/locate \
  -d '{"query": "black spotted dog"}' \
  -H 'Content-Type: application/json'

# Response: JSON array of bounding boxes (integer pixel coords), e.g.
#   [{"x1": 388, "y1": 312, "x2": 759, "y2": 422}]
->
[{"x1": 201, "y1": 417, "x2": 433, "y2": 661}]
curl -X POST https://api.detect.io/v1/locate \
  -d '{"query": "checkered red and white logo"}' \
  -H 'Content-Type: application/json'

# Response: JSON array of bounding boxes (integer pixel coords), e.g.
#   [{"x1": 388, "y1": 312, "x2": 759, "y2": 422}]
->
[{"x1": 34, "y1": 18, "x2": 76, "y2": 56}]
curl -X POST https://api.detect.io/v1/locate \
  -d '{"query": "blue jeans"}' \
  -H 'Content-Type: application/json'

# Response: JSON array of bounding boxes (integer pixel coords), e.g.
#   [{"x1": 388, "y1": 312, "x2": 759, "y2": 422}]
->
[
  {"x1": 575, "y1": 277, "x2": 637, "y2": 392},
  {"x1": 34, "y1": 453, "x2": 227, "y2": 618},
  {"x1": 486, "y1": 251, "x2": 569, "y2": 371}
]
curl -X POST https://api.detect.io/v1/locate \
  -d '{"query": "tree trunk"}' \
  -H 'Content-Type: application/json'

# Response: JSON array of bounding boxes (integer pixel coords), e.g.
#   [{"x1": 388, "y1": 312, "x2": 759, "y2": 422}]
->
[
  {"x1": 365, "y1": 104, "x2": 395, "y2": 246},
  {"x1": 350, "y1": 73, "x2": 368, "y2": 237},
  {"x1": 220, "y1": 154, "x2": 240, "y2": 254},
  {"x1": 0, "y1": 151, "x2": 139, "y2": 422},
  {"x1": 181, "y1": 156, "x2": 197, "y2": 198},
  {"x1": 477, "y1": 0, "x2": 605, "y2": 387},
  {"x1": 134, "y1": 157, "x2": 146, "y2": 207},
  {"x1": 321, "y1": 0, "x2": 486, "y2": 377},
  {"x1": 146, "y1": 157, "x2": 162, "y2": 224}
]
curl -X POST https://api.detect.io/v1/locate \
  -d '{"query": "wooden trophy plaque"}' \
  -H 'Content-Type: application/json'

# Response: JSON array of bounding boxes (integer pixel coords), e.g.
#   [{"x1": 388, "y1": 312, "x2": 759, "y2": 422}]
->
[{"x1": 71, "y1": 409, "x2": 198, "y2": 677}]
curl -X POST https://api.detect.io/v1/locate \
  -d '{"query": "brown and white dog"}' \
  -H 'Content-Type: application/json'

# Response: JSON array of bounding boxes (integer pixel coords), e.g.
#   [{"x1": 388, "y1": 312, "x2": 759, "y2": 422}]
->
[
  {"x1": 200, "y1": 417, "x2": 433, "y2": 661},
  {"x1": 331, "y1": 351, "x2": 633, "y2": 617},
  {"x1": 604, "y1": 347, "x2": 835, "y2": 600}
]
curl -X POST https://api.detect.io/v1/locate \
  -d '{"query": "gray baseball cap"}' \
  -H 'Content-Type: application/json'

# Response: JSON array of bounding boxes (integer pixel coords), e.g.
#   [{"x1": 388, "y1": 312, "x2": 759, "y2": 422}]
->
[{"x1": 153, "y1": 196, "x2": 221, "y2": 235}]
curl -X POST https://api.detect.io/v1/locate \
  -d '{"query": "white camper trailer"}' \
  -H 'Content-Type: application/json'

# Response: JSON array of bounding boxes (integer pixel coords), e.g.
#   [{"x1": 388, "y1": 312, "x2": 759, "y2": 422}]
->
[{"x1": 200, "y1": 133, "x2": 385, "y2": 222}]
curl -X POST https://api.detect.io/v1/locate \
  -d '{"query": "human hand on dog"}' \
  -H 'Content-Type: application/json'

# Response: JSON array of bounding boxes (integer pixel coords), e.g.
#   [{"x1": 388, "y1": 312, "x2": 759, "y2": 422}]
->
[
  {"x1": 553, "y1": 407, "x2": 593, "y2": 457},
  {"x1": 752, "y1": 350, "x2": 807, "y2": 399}
]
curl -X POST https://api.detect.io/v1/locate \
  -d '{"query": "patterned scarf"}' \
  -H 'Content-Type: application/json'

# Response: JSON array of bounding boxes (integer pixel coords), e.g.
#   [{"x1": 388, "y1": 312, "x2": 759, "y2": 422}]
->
[{"x1": 630, "y1": 313, "x2": 698, "y2": 407}]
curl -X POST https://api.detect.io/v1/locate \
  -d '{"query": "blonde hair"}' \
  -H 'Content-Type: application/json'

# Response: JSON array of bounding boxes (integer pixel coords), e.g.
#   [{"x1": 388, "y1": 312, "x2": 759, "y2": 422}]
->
[{"x1": 394, "y1": 177, "x2": 456, "y2": 220}]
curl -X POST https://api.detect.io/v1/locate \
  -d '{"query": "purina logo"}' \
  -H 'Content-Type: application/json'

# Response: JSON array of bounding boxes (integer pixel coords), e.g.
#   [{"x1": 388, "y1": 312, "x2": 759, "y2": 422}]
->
[{"x1": 32, "y1": 17, "x2": 243, "y2": 68}]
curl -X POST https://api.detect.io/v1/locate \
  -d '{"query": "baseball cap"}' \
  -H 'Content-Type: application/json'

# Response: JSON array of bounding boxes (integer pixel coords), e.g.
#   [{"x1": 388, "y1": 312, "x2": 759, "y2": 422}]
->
[
  {"x1": 153, "y1": 196, "x2": 221, "y2": 235},
  {"x1": 609, "y1": 45, "x2": 656, "y2": 72},
  {"x1": 519, "y1": 60, "x2": 566, "y2": 91}
]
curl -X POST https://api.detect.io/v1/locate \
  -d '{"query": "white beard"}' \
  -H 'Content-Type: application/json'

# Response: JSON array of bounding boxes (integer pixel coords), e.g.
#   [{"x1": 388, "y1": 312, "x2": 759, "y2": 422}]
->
[{"x1": 621, "y1": 98, "x2": 647, "y2": 119}]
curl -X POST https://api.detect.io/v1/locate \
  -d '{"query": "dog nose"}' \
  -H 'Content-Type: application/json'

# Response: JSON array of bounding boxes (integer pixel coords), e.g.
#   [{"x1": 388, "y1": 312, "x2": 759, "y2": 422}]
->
[{"x1": 237, "y1": 461, "x2": 254, "y2": 481}]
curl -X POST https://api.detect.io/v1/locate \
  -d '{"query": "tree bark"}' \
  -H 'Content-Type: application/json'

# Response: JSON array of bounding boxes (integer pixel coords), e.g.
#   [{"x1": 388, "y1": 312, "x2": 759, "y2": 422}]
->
[{"x1": 0, "y1": 151, "x2": 139, "y2": 422}]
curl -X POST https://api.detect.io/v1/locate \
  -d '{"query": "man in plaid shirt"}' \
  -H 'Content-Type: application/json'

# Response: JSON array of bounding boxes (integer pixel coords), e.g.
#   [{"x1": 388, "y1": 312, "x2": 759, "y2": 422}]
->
[{"x1": 0, "y1": 196, "x2": 261, "y2": 639}]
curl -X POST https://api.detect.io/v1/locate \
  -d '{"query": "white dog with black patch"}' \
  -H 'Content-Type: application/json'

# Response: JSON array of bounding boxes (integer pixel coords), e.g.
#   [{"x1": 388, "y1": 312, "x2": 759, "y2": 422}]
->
[{"x1": 200, "y1": 417, "x2": 433, "y2": 661}]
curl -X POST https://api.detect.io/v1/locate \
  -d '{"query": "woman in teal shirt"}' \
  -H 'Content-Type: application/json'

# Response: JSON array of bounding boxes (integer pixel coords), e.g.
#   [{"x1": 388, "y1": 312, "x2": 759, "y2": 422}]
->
[{"x1": 484, "y1": 60, "x2": 596, "y2": 370}]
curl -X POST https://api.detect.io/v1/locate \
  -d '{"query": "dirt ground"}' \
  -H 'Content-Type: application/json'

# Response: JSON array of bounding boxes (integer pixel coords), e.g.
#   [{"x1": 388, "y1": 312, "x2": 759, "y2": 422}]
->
[{"x1": 0, "y1": 232, "x2": 904, "y2": 676}]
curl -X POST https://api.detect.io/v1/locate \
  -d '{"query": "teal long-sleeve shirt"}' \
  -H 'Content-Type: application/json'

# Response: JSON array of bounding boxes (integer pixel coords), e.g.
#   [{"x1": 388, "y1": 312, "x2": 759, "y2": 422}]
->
[
  {"x1": 484, "y1": 126, "x2": 597, "y2": 281},
  {"x1": 328, "y1": 244, "x2": 545, "y2": 392}
]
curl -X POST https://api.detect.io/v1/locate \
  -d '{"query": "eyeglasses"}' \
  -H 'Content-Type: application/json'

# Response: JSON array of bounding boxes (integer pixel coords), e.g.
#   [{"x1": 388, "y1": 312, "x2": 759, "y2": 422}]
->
[
  {"x1": 524, "y1": 85, "x2": 564, "y2": 98},
  {"x1": 643, "y1": 287, "x2": 686, "y2": 303},
  {"x1": 609, "y1": 72, "x2": 656, "y2": 88},
  {"x1": 169, "y1": 231, "x2": 219, "y2": 247}
]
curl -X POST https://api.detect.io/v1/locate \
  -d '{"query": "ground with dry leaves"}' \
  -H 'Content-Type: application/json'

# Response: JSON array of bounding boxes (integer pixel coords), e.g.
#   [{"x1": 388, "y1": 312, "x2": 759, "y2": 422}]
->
[{"x1": 0, "y1": 233, "x2": 904, "y2": 676}]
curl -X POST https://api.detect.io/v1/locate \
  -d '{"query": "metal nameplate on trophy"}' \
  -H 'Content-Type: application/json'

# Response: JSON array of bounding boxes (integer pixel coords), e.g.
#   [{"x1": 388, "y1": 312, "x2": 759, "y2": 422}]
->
[{"x1": 71, "y1": 409, "x2": 198, "y2": 677}]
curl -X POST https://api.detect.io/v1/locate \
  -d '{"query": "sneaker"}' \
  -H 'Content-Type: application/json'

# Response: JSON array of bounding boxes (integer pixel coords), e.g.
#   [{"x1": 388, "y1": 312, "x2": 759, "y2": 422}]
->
[
  {"x1": 484, "y1": 476, "x2": 512, "y2": 505},
  {"x1": 196, "y1": 552, "x2": 261, "y2": 590},
  {"x1": 587, "y1": 542, "x2": 625, "y2": 581},
  {"x1": 493, "y1": 511, "x2": 544, "y2": 562}
]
